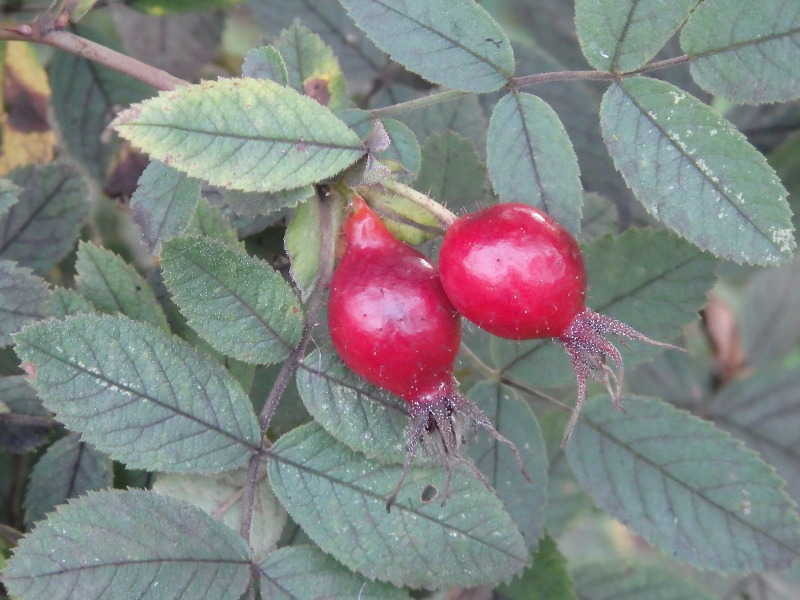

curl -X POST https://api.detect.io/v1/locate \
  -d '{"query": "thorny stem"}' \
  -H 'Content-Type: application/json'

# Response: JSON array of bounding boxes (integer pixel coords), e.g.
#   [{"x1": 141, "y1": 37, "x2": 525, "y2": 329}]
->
[
  {"x1": 0, "y1": 20, "x2": 187, "y2": 91},
  {"x1": 239, "y1": 186, "x2": 337, "y2": 546}
]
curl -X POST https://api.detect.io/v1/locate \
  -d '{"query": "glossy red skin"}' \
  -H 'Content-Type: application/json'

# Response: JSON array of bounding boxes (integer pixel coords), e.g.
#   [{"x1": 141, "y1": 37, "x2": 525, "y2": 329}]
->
[
  {"x1": 328, "y1": 198, "x2": 461, "y2": 404},
  {"x1": 439, "y1": 203, "x2": 586, "y2": 339}
]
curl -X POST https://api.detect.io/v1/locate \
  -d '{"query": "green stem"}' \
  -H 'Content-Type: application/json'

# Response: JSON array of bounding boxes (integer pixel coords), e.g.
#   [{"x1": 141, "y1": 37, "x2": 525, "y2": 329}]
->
[
  {"x1": 380, "y1": 179, "x2": 457, "y2": 227},
  {"x1": 369, "y1": 89, "x2": 470, "y2": 118}
]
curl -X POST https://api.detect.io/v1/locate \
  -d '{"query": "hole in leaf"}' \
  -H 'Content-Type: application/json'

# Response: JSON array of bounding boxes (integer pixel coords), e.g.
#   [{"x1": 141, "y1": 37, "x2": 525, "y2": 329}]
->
[{"x1": 420, "y1": 485, "x2": 438, "y2": 503}]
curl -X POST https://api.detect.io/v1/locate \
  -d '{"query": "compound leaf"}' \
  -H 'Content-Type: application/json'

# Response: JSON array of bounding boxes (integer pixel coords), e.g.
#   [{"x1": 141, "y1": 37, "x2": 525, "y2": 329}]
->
[
  {"x1": 242, "y1": 45, "x2": 289, "y2": 85},
  {"x1": 487, "y1": 93, "x2": 582, "y2": 235},
  {"x1": 337, "y1": 0, "x2": 513, "y2": 92},
  {"x1": 567, "y1": 396, "x2": 800, "y2": 572},
  {"x1": 575, "y1": 0, "x2": 698, "y2": 73},
  {"x1": 161, "y1": 236, "x2": 303, "y2": 364},
  {"x1": 259, "y1": 546, "x2": 412, "y2": 600},
  {"x1": 14, "y1": 314, "x2": 259, "y2": 473},
  {"x1": 416, "y1": 131, "x2": 487, "y2": 213},
  {"x1": 3, "y1": 489, "x2": 251, "y2": 600},
  {"x1": 112, "y1": 78, "x2": 363, "y2": 193},
  {"x1": 601, "y1": 77, "x2": 794, "y2": 265},
  {"x1": 268, "y1": 422, "x2": 529, "y2": 589},
  {"x1": 681, "y1": 0, "x2": 800, "y2": 104},
  {"x1": 130, "y1": 160, "x2": 201, "y2": 254}
]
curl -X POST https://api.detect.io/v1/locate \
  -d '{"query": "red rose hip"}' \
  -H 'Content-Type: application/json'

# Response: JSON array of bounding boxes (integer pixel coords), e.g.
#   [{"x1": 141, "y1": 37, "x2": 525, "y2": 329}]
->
[
  {"x1": 328, "y1": 195, "x2": 529, "y2": 510},
  {"x1": 439, "y1": 202, "x2": 680, "y2": 445}
]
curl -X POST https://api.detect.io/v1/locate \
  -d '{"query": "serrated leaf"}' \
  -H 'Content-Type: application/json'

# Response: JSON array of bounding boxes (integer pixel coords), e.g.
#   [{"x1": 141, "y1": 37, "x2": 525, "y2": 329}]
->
[
  {"x1": 488, "y1": 93, "x2": 582, "y2": 235},
  {"x1": 572, "y1": 560, "x2": 718, "y2": 600},
  {"x1": 161, "y1": 236, "x2": 303, "y2": 364},
  {"x1": 212, "y1": 186, "x2": 313, "y2": 218},
  {"x1": 46, "y1": 287, "x2": 96, "y2": 318},
  {"x1": 268, "y1": 422, "x2": 529, "y2": 589},
  {"x1": 681, "y1": 0, "x2": 800, "y2": 104},
  {"x1": 23, "y1": 434, "x2": 113, "y2": 526},
  {"x1": 416, "y1": 131, "x2": 487, "y2": 212},
  {"x1": 186, "y1": 196, "x2": 241, "y2": 245},
  {"x1": 0, "y1": 413, "x2": 53, "y2": 453},
  {"x1": 0, "y1": 375, "x2": 48, "y2": 417},
  {"x1": 4, "y1": 490, "x2": 251, "y2": 600},
  {"x1": 259, "y1": 546, "x2": 412, "y2": 600},
  {"x1": 154, "y1": 467, "x2": 286, "y2": 562},
  {"x1": 0, "y1": 261, "x2": 49, "y2": 347},
  {"x1": 575, "y1": 0, "x2": 698, "y2": 73},
  {"x1": 75, "y1": 241, "x2": 170, "y2": 331},
  {"x1": 111, "y1": 78, "x2": 364, "y2": 193},
  {"x1": 274, "y1": 23, "x2": 348, "y2": 109},
  {"x1": 296, "y1": 349, "x2": 410, "y2": 463},
  {"x1": 601, "y1": 77, "x2": 794, "y2": 265},
  {"x1": 0, "y1": 163, "x2": 89, "y2": 273},
  {"x1": 338, "y1": 0, "x2": 513, "y2": 92},
  {"x1": 242, "y1": 45, "x2": 289, "y2": 85},
  {"x1": 708, "y1": 366, "x2": 800, "y2": 505},
  {"x1": 466, "y1": 382, "x2": 547, "y2": 551},
  {"x1": 130, "y1": 160, "x2": 201, "y2": 254},
  {"x1": 500, "y1": 229, "x2": 716, "y2": 389},
  {"x1": 338, "y1": 109, "x2": 422, "y2": 181},
  {"x1": 0, "y1": 179, "x2": 21, "y2": 218},
  {"x1": 567, "y1": 396, "x2": 800, "y2": 572},
  {"x1": 496, "y1": 536, "x2": 577, "y2": 600},
  {"x1": 48, "y1": 24, "x2": 151, "y2": 180},
  {"x1": 14, "y1": 314, "x2": 259, "y2": 473},
  {"x1": 399, "y1": 94, "x2": 487, "y2": 157},
  {"x1": 248, "y1": 0, "x2": 386, "y2": 83}
]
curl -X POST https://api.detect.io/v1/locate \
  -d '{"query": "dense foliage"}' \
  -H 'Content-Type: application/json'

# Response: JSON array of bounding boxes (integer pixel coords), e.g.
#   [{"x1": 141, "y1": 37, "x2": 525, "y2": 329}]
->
[{"x1": 1, "y1": 1, "x2": 800, "y2": 599}]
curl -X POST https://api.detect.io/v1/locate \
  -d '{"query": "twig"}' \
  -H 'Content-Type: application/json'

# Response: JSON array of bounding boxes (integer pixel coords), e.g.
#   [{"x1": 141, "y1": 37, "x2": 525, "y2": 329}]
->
[
  {"x1": 0, "y1": 22, "x2": 187, "y2": 91},
  {"x1": 238, "y1": 185, "x2": 338, "y2": 544}
]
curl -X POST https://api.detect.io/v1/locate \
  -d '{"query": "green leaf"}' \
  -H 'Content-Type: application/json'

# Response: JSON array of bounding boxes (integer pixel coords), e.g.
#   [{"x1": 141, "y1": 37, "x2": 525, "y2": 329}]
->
[
  {"x1": 153, "y1": 467, "x2": 286, "y2": 562},
  {"x1": 130, "y1": 160, "x2": 201, "y2": 254},
  {"x1": 128, "y1": 0, "x2": 243, "y2": 14},
  {"x1": 211, "y1": 186, "x2": 313, "y2": 218},
  {"x1": 48, "y1": 24, "x2": 151, "y2": 180},
  {"x1": 0, "y1": 163, "x2": 89, "y2": 273},
  {"x1": 399, "y1": 94, "x2": 487, "y2": 157},
  {"x1": 296, "y1": 349, "x2": 410, "y2": 463},
  {"x1": 681, "y1": 0, "x2": 800, "y2": 104},
  {"x1": 0, "y1": 178, "x2": 21, "y2": 218},
  {"x1": 3, "y1": 490, "x2": 251, "y2": 600},
  {"x1": 466, "y1": 382, "x2": 547, "y2": 552},
  {"x1": 242, "y1": 45, "x2": 289, "y2": 85},
  {"x1": 248, "y1": 0, "x2": 386, "y2": 81},
  {"x1": 338, "y1": 109, "x2": 422, "y2": 181},
  {"x1": 14, "y1": 314, "x2": 259, "y2": 473},
  {"x1": 708, "y1": 366, "x2": 800, "y2": 505},
  {"x1": 46, "y1": 287, "x2": 96, "y2": 318},
  {"x1": 0, "y1": 261, "x2": 49, "y2": 347},
  {"x1": 575, "y1": 0, "x2": 698, "y2": 73},
  {"x1": 567, "y1": 396, "x2": 800, "y2": 572},
  {"x1": 496, "y1": 536, "x2": 577, "y2": 600},
  {"x1": 161, "y1": 236, "x2": 303, "y2": 364},
  {"x1": 338, "y1": 0, "x2": 514, "y2": 92},
  {"x1": 487, "y1": 93, "x2": 582, "y2": 235},
  {"x1": 273, "y1": 23, "x2": 348, "y2": 109},
  {"x1": 500, "y1": 229, "x2": 716, "y2": 389},
  {"x1": 23, "y1": 434, "x2": 113, "y2": 526},
  {"x1": 259, "y1": 546, "x2": 412, "y2": 600},
  {"x1": 268, "y1": 422, "x2": 529, "y2": 589},
  {"x1": 0, "y1": 375, "x2": 53, "y2": 453},
  {"x1": 600, "y1": 77, "x2": 794, "y2": 265},
  {"x1": 111, "y1": 78, "x2": 364, "y2": 193},
  {"x1": 572, "y1": 560, "x2": 718, "y2": 600},
  {"x1": 74, "y1": 241, "x2": 170, "y2": 331},
  {"x1": 186, "y1": 196, "x2": 242, "y2": 246},
  {"x1": 415, "y1": 131, "x2": 487, "y2": 212}
]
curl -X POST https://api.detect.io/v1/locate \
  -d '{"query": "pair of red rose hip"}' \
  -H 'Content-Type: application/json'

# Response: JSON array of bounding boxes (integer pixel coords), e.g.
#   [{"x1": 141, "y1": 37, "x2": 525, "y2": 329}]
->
[{"x1": 328, "y1": 195, "x2": 674, "y2": 510}]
